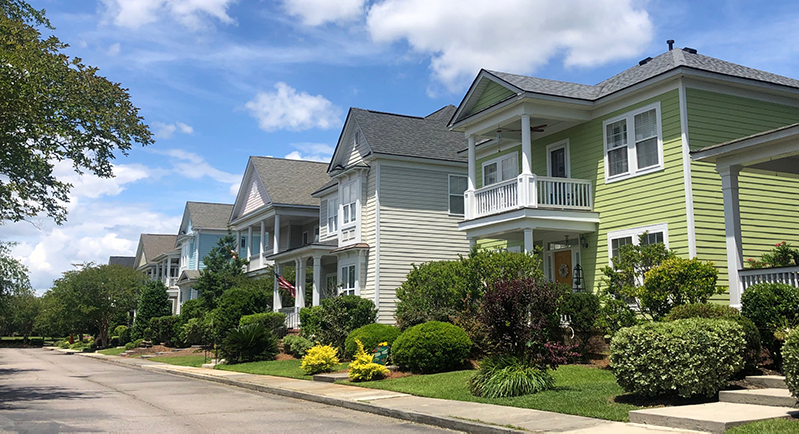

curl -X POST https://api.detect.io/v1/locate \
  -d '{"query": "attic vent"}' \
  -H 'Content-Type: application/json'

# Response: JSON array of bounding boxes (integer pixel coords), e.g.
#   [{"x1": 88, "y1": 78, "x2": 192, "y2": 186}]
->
[
  {"x1": 682, "y1": 47, "x2": 698, "y2": 54},
  {"x1": 354, "y1": 130, "x2": 361, "y2": 147},
  {"x1": 638, "y1": 57, "x2": 653, "y2": 66}
]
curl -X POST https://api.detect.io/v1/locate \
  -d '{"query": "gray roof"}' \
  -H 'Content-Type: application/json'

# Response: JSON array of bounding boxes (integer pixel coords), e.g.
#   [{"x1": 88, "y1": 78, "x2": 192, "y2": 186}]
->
[
  {"x1": 140, "y1": 234, "x2": 178, "y2": 264},
  {"x1": 177, "y1": 269, "x2": 200, "y2": 283},
  {"x1": 486, "y1": 48, "x2": 799, "y2": 102},
  {"x1": 186, "y1": 202, "x2": 234, "y2": 230},
  {"x1": 351, "y1": 105, "x2": 467, "y2": 163},
  {"x1": 108, "y1": 256, "x2": 135, "y2": 268},
  {"x1": 250, "y1": 157, "x2": 330, "y2": 207}
]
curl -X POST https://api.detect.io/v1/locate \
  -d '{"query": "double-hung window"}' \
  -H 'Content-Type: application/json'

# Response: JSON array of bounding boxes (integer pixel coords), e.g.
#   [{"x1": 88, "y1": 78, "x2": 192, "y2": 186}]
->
[
  {"x1": 603, "y1": 102, "x2": 663, "y2": 182},
  {"x1": 327, "y1": 197, "x2": 339, "y2": 233},
  {"x1": 448, "y1": 175, "x2": 467, "y2": 215},
  {"x1": 340, "y1": 264, "x2": 356, "y2": 295},
  {"x1": 342, "y1": 181, "x2": 357, "y2": 225},
  {"x1": 482, "y1": 153, "x2": 518, "y2": 186},
  {"x1": 607, "y1": 223, "x2": 668, "y2": 261}
]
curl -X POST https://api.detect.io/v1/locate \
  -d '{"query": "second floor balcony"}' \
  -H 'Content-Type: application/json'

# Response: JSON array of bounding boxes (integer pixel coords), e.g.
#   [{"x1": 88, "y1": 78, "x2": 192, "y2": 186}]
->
[{"x1": 464, "y1": 174, "x2": 593, "y2": 220}]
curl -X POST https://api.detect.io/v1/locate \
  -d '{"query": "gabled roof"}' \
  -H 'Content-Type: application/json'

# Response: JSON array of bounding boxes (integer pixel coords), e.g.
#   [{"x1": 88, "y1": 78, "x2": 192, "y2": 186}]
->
[
  {"x1": 453, "y1": 48, "x2": 799, "y2": 126},
  {"x1": 135, "y1": 234, "x2": 178, "y2": 267},
  {"x1": 108, "y1": 256, "x2": 135, "y2": 268},
  {"x1": 183, "y1": 202, "x2": 233, "y2": 231},
  {"x1": 344, "y1": 105, "x2": 467, "y2": 164},
  {"x1": 250, "y1": 157, "x2": 330, "y2": 206}
]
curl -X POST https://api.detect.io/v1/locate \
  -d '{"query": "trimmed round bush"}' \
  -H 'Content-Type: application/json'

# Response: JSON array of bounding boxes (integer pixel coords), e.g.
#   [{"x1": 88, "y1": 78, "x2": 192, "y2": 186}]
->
[
  {"x1": 610, "y1": 318, "x2": 745, "y2": 398},
  {"x1": 114, "y1": 325, "x2": 130, "y2": 345},
  {"x1": 666, "y1": 303, "x2": 761, "y2": 373},
  {"x1": 344, "y1": 323, "x2": 401, "y2": 359},
  {"x1": 742, "y1": 283, "x2": 799, "y2": 364},
  {"x1": 782, "y1": 329, "x2": 799, "y2": 398},
  {"x1": 392, "y1": 321, "x2": 471, "y2": 374}
]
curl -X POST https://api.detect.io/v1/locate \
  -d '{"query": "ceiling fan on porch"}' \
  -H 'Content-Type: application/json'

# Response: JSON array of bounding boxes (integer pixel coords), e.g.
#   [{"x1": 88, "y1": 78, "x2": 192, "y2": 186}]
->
[{"x1": 495, "y1": 124, "x2": 547, "y2": 141}]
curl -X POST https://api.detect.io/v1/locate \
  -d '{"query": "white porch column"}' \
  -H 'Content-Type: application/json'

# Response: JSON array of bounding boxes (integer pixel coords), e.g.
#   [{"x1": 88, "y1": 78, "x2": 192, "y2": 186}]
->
[
  {"x1": 295, "y1": 257, "x2": 306, "y2": 309},
  {"x1": 467, "y1": 135, "x2": 476, "y2": 190},
  {"x1": 247, "y1": 226, "x2": 253, "y2": 259},
  {"x1": 273, "y1": 215, "x2": 281, "y2": 255},
  {"x1": 166, "y1": 259, "x2": 171, "y2": 286},
  {"x1": 521, "y1": 114, "x2": 533, "y2": 175},
  {"x1": 273, "y1": 263, "x2": 283, "y2": 311},
  {"x1": 259, "y1": 221, "x2": 265, "y2": 268},
  {"x1": 312, "y1": 255, "x2": 322, "y2": 306},
  {"x1": 719, "y1": 165, "x2": 744, "y2": 308},
  {"x1": 235, "y1": 230, "x2": 241, "y2": 255},
  {"x1": 524, "y1": 228, "x2": 534, "y2": 254}
]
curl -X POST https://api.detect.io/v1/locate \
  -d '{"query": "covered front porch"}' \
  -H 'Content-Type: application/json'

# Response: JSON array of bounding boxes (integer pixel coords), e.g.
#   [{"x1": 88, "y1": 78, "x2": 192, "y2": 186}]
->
[{"x1": 692, "y1": 123, "x2": 799, "y2": 307}]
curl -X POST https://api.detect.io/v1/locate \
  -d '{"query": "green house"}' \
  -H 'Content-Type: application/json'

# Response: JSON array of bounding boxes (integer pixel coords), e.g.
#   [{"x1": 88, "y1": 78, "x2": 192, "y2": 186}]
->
[{"x1": 448, "y1": 45, "x2": 799, "y2": 306}]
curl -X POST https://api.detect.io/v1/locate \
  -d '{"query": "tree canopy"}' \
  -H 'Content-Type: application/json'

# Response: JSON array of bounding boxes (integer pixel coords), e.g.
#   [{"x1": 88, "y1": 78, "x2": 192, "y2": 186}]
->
[
  {"x1": 131, "y1": 280, "x2": 172, "y2": 339},
  {"x1": 0, "y1": 0, "x2": 152, "y2": 224},
  {"x1": 195, "y1": 234, "x2": 248, "y2": 309}
]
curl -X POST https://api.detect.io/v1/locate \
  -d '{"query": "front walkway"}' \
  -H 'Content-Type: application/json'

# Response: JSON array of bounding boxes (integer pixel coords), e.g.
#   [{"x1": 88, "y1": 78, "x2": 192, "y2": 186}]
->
[{"x1": 77, "y1": 351, "x2": 701, "y2": 434}]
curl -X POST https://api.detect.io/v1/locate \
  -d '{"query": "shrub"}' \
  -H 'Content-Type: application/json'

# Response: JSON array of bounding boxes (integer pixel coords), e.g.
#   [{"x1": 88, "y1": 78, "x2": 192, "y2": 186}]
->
[
  {"x1": 114, "y1": 325, "x2": 130, "y2": 345},
  {"x1": 610, "y1": 318, "x2": 744, "y2": 397},
  {"x1": 179, "y1": 299, "x2": 207, "y2": 321},
  {"x1": 220, "y1": 323, "x2": 279, "y2": 364},
  {"x1": 479, "y1": 278, "x2": 575, "y2": 369},
  {"x1": 212, "y1": 286, "x2": 271, "y2": 342},
  {"x1": 601, "y1": 234, "x2": 674, "y2": 310},
  {"x1": 124, "y1": 338, "x2": 144, "y2": 351},
  {"x1": 132, "y1": 280, "x2": 172, "y2": 339},
  {"x1": 559, "y1": 291, "x2": 600, "y2": 358},
  {"x1": 239, "y1": 312, "x2": 287, "y2": 339},
  {"x1": 640, "y1": 257, "x2": 722, "y2": 319},
  {"x1": 348, "y1": 339, "x2": 389, "y2": 382},
  {"x1": 283, "y1": 335, "x2": 314, "y2": 358},
  {"x1": 299, "y1": 306, "x2": 322, "y2": 339},
  {"x1": 301, "y1": 344, "x2": 340, "y2": 375},
  {"x1": 181, "y1": 316, "x2": 213, "y2": 347},
  {"x1": 595, "y1": 298, "x2": 638, "y2": 337},
  {"x1": 149, "y1": 316, "x2": 182, "y2": 347},
  {"x1": 392, "y1": 321, "x2": 471, "y2": 374},
  {"x1": 312, "y1": 295, "x2": 377, "y2": 356},
  {"x1": 109, "y1": 336, "x2": 120, "y2": 347},
  {"x1": 666, "y1": 303, "x2": 761, "y2": 373},
  {"x1": 344, "y1": 323, "x2": 401, "y2": 360},
  {"x1": 58, "y1": 340, "x2": 70, "y2": 349},
  {"x1": 782, "y1": 329, "x2": 799, "y2": 398},
  {"x1": 742, "y1": 282, "x2": 799, "y2": 367},
  {"x1": 469, "y1": 355, "x2": 554, "y2": 398}
]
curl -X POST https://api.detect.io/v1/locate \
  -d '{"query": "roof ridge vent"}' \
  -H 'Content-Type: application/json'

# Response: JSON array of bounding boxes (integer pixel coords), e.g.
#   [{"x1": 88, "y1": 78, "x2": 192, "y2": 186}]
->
[
  {"x1": 682, "y1": 47, "x2": 698, "y2": 54},
  {"x1": 638, "y1": 56, "x2": 653, "y2": 66}
]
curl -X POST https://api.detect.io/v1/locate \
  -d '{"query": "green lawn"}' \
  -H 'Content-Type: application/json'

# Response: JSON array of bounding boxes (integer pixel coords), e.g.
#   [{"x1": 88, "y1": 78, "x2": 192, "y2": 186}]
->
[
  {"x1": 727, "y1": 418, "x2": 799, "y2": 433},
  {"x1": 216, "y1": 359, "x2": 348, "y2": 380},
  {"x1": 344, "y1": 365, "x2": 640, "y2": 422},
  {"x1": 97, "y1": 347, "x2": 126, "y2": 356},
  {"x1": 150, "y1": 355, "x2": 207, "y2": 367}
]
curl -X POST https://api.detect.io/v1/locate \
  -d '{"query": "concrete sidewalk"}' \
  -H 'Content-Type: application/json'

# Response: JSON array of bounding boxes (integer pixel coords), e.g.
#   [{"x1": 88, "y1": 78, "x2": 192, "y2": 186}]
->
[{"x1": 71, "y1": 350, "x2": 702, "y2": 434}]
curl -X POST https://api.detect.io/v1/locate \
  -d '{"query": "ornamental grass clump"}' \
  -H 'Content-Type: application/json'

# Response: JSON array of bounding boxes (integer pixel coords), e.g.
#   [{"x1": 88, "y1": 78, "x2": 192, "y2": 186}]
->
[
  {"x1": 469, "y1": 355, "x2": 554, "y2": 398},
  {"x1": 301, "y1": 344, "x2": 340, "y2": 375},
  {"x1": 348, "y1": 339, "x2": 389, "y2": 382}
]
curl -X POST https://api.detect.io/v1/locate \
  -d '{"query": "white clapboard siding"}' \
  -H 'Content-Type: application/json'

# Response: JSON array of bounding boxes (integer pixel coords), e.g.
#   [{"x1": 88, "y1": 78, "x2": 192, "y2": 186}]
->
[
  {"x1": 242, "y1": 173, "x2": 270, "y2": 217},
  {"x1": 360, "y1": 169, "x2": 377, "y2": 304}
]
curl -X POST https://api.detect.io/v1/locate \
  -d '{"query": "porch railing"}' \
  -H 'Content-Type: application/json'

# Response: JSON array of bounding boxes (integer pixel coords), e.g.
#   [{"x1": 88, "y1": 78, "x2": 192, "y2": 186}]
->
[
  {"x1": 467, "y1": 174, "x2": 593, "y2": 219},
  {"x1": 740, "y1": 266, "x2": 799, "y2": 290},
  {"x1": 162, "y1": 276, "x2": 178, "y2": 287},
  {"x1": 279, "y1": 306, "x2": 301, "y2": 329}
]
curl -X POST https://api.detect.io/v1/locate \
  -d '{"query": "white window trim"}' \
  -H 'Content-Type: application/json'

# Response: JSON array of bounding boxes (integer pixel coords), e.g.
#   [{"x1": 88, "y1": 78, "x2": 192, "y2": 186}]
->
[
  {"x1": 606, "y1": 223, "x2": 669, "y2": 263},
  {"x1": 481, "y1": 152, "x2": 519, "y2": 187},
  {"x1": 339, "y1": 176, "x2": 361, "y2": 245},
  {"x1": 338, "y1": 258, "x2": 359, "y2": 296},
  {"x1": 546, "y1": 139, "x2": 571, "y2": 178},
  {"x1": 602, "y1": 101, "x2": 664, "y2": 184},
  {"x1": 327, "y1": 196, "x2": 339, "y2": 236},
  {"x1": 448, "y1": 174, "x2": 467, "y2": 216}
]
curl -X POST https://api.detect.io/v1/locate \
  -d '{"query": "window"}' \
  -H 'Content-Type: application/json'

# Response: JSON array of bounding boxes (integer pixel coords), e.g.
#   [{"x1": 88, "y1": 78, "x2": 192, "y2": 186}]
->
[
  {"x1": 603, "y1": 102, "x2": 662, "y2": 182},
  {"x1": 482, "y1": 153, "x2": 518, "y2": 186},
  {"x1": 546, "y1": 140, "x2": 570, "y2": 178},
  {"x1": 302, "y1": 231, "x2": 309, "y2": 245},
  {"x1": 448, "y1": 175, "x2": 467, "y2": 215},
  {"x1": 340, "y1": 264, "x2": 356, "y2": 295},
  {"x1": 607, "y1": 223, "x2": 668, "y2": 261},
  {"x1": 327, "y1": 197, "x2": 339, "y2": 233},
  {"x1": 342, "y1": 180, "x2": 357, "y2": 225}
]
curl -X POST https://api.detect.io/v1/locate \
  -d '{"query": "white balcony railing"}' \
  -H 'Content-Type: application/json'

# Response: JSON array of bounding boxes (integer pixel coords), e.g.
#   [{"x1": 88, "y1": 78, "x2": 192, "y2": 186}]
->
[
  {"x1": 740, "y1": 266, "x2": 799, "y2": 290},
  {"x1": 466, "y1": 174, "x2": 593, "y2": 219},
  {"x1": 162, "y1": 276, "x2": 178, "y2": 287}
]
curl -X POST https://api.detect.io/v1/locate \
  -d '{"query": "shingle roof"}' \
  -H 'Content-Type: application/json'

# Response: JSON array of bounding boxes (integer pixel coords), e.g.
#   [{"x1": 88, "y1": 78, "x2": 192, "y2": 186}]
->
[
  {"x1": 486, "y1": 48, "x2": 799, "y2": 102},
  {"x1": 186, "y1": 202, "x2": 234, "y2": 229},
  {"x1": 108, "y1": 256, "x2": 135, "y2": 268},
  {"x1": 140, "y1": 234, "x2": 178, "y2": 264},
  {"x1": 351, "y1": 105, "x2": 467, "y2": 163},
  {"x1": 250, "y1": 157, "x2": 330, "y2": 207}
]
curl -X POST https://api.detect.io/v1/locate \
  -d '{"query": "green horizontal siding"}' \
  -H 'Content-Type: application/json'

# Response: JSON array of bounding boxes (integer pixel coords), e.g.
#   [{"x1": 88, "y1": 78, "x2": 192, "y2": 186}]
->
[
  {"x1": 469, "y1": 80, "x2": 515, "y2": 116},
  {"x1": 687, "y1": 88, "x2": 799, "y2": 293}
]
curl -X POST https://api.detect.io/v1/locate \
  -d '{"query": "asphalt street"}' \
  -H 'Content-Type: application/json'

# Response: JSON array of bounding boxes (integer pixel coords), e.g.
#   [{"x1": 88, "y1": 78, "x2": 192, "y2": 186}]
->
[{"x1": 0, "y1": 348, "x2": 454, "y2": 433}]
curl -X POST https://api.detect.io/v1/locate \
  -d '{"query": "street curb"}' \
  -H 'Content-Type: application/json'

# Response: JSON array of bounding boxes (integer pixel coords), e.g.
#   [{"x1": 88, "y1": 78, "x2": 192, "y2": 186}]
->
[{"x1": 76, "y1": 352, "x2": 523, "y2": 434}]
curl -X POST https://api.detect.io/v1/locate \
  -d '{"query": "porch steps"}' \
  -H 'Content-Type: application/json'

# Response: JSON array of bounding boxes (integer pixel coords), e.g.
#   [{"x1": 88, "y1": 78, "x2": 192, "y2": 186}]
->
[
  {"x1": 746, "y1": 375, "x2": 788, "y2": 389},
  {"x1": 628, "y1": 402, "x2": 798, "y2": 433},
  {"x1": 719, "y1": 388, "x2": 797, "y2": 408}
]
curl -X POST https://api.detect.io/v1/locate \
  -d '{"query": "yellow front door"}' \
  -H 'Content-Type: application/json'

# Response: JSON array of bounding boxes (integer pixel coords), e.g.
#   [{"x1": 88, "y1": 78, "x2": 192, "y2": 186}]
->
[{"x1": 554, "y1": 250, "x2": 572, "y2": 286}]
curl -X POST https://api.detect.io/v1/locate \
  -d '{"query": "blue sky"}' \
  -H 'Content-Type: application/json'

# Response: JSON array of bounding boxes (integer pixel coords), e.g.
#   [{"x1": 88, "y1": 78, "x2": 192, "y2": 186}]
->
[{"x1": 4, "y1": 0, "x2": 799, "y2": 291}]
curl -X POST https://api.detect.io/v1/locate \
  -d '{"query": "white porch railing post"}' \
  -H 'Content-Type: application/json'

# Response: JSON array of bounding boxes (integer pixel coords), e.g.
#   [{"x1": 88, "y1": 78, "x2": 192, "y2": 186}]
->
[{"x1": 718, "y1": 165, "x2": 743, "y2": 308}]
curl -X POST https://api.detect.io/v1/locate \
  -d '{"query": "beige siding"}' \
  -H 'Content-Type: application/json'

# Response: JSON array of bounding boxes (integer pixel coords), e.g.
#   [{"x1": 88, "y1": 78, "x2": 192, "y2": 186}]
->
[{"x1": 376, "y1": 163, "x2": 470, "y2": 323}]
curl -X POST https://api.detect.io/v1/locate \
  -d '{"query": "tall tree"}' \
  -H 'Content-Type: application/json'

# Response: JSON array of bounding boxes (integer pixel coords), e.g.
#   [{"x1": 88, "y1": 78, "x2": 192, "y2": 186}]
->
[
  {"x1": 195, "y1": 234, "x2": 248, "y2": 309},
  {"x1": 0, "y1": 0, "x2": 152, "y2": 224},
  {"x1": 131, "y1": 280, "x2": 172, "y2": 339},
  {"x1": 8, "y1": 288, "x2": 40, "y2": 343},
  {"x1": 0, "y1": 241, "x2": 31, "y2": 320}
]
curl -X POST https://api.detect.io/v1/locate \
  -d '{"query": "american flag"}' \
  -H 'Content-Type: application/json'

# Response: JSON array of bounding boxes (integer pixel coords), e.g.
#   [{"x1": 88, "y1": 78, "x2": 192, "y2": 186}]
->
[{"x1": 274, "y1": 271, "x2": 296, "y2": 298}]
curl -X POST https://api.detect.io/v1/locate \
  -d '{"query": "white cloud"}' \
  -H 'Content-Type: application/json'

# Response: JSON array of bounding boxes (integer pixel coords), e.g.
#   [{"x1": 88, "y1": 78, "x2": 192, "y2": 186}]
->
[
  {"x1": 281, "y1": 0, "x2": 367, "y2": 26},
  {"x1": 101, "y1": 0, "x2": 237, "y2": 31},
  {"x1": 107, "y1": 42, "x2": 121, "y2": 56},
  {"x1": 284, "y1": 142, "x2": 334, "y2": 162},
  {"x1": 245, "y1": 82, "x2": 342, "y2": 132},
  {"x1": 51, "y1": 160, "x2": 154, "y2": 201},
  {"x1": 151, "y1": 148, "x2": 241, "y2": 195},
  {"x1": 365, "y1": 0, "x2": 653, "y2": 92},
  {"x1": 152, "y1": 121, "x2": 194, "y2": 139}
]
